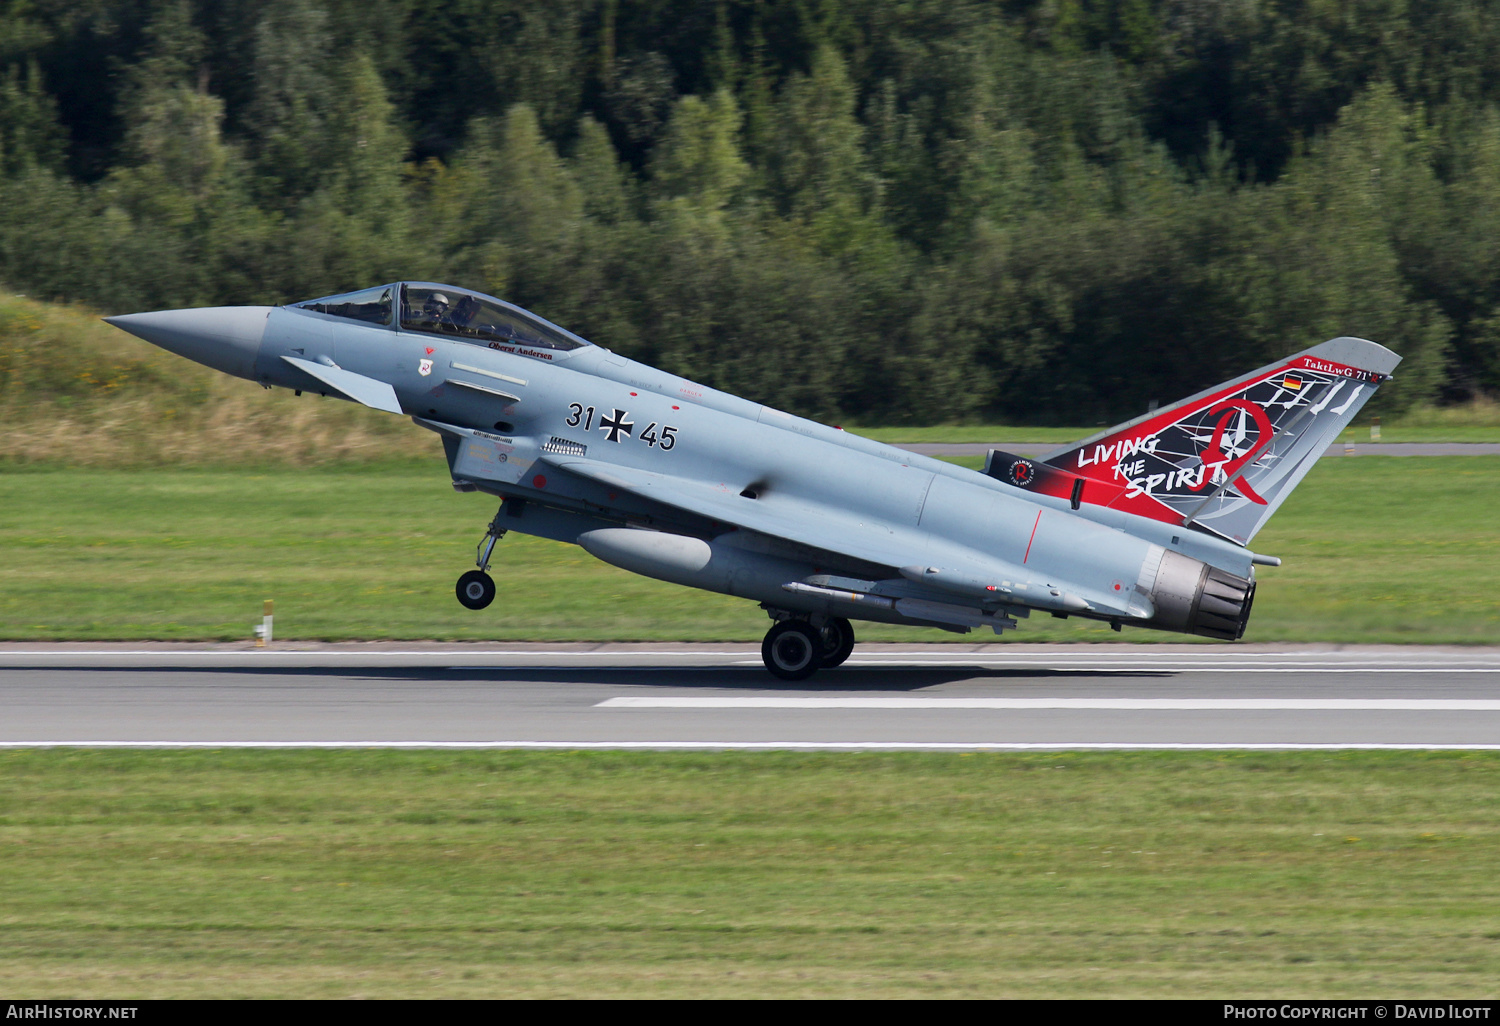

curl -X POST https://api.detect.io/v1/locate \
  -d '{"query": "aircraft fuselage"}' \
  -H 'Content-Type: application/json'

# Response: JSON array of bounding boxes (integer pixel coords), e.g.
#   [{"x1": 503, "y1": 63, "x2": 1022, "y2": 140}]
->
[
  {"x1": 244, "y1": 303, "x2": 1235, "y2": 633},
  {"x1": 106, "y1": 282, "x2": 1398, "y2": 677}
]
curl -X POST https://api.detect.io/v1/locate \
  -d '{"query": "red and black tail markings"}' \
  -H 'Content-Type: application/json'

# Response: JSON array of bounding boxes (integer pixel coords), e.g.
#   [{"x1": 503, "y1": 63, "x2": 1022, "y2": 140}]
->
[
  {"x1": 983, "y1": 451, "x2": 1125, "y2": 509},
  {"x1": 1015, "y1": 339, "x2": 1399, "y2": 546},
  {"x1": 1187, "y1": 398, "x2": 1274, "y2": 504}
]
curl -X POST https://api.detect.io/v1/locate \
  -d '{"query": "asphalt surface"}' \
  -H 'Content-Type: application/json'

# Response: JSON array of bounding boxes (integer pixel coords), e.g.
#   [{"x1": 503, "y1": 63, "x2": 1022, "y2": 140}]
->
[
  {"x1": 3, "y1": 643, "x2": 1498, "y2": 750},
  {"x1": 896, "y1": 441, "x2": 1500, "y2": 458}
]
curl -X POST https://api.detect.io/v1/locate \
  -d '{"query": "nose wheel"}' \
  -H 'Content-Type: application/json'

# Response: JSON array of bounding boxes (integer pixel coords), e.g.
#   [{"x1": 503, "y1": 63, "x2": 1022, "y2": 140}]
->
[
  {"x1": 456, "y1": 569, "x2": 495, "y2": 609},
  {"x1": 456, "y1": 504, "x2": 507, "y2": 610}
]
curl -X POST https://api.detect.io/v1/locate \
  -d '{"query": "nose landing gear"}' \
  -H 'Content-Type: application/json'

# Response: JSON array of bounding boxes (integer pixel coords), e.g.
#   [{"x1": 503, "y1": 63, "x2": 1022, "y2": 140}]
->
[
  {"x1": 760, "y1": 614, "x2": 856, "y2": 680},
  {"x1": 455, "y1": 505, "x2": 506, "y2": 610},
  {"x1": 456, "y1": 569, "x2": 495, "y2": 609}
]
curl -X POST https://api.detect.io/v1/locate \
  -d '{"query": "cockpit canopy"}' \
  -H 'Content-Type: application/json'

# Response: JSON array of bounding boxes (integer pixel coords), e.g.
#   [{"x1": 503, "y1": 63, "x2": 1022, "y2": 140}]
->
[
  {"x1": 293, "y1": 283, "x2": 589, "y2": 352},
  {"x1": 295, "y1": 285, "x2": 392, "y2": 325}
]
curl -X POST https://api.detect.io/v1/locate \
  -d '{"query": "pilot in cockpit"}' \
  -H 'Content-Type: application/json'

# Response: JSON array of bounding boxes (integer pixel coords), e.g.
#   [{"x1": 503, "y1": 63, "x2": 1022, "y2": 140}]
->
[{"x1": 423, "y1": 291, "x2": 453, "y2": 332}]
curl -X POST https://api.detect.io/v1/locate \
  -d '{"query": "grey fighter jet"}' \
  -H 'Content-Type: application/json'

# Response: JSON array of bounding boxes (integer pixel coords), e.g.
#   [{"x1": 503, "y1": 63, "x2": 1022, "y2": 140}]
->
[{"x1": 107, "y1": 282, "x2": 1400, "y2": 679}]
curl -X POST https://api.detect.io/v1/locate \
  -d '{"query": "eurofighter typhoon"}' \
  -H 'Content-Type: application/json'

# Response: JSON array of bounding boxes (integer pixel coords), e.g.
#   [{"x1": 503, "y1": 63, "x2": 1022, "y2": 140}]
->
[{"x1": 106, "y1": 283, "x2": 1400, "y2": 679}]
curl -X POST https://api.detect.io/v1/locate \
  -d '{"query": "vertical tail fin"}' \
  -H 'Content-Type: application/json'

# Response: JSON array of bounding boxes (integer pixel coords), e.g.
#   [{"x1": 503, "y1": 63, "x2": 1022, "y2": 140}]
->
[{"x1": 1037, "y1": 337, "x2": 1400, "y2": 545}]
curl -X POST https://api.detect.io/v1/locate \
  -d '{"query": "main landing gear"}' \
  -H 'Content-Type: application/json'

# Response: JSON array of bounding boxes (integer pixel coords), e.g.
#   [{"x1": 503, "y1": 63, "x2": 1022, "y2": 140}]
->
[
  {"x1": 761, "y1": 615, "x2": 855, "y2": 681},
  {"x1": 455, "y1": 506, "x2": 506, "y2": 610}
]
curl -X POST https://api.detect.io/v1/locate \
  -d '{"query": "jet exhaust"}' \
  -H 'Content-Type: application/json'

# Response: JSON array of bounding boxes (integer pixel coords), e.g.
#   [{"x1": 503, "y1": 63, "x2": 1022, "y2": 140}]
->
[{"x1": 1143, "y1": 549, "x2": 1256, "y2": 640}]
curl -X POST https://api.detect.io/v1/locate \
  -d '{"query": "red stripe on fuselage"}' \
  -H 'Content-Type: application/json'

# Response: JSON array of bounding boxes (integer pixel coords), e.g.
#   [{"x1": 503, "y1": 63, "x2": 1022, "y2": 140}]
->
[{"x1": 1023, "y1": 510, "x2": 1041, "y2": 564}]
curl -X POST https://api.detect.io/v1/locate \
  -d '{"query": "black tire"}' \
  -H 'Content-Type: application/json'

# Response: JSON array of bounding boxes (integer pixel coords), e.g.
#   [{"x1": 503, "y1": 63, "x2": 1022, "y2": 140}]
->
[
  {"x1": 817, "y1": 618, "x2": 856, "y2": 668},
  {"x1": 762, "y1": 621, "x2": 822, "y2": 681},
  {"x1": 455, "y1": 569, "x2": 496, "y2": 610}
]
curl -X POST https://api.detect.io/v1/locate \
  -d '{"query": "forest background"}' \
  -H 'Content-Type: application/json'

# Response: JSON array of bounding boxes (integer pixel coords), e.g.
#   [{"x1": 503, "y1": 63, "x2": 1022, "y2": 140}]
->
[{"x1": 2, "y1": 0, "x2": 1499, "y2": 426}]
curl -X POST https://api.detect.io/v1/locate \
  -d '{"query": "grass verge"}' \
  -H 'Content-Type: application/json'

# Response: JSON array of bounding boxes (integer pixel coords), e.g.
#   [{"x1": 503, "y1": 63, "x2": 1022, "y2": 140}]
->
[
  {"x1": 1, "y1": 457, "x2": 1497, "y2": 643},
  {"x1": 3, "y1": 749, "x2": 1499, "y2": 998}
]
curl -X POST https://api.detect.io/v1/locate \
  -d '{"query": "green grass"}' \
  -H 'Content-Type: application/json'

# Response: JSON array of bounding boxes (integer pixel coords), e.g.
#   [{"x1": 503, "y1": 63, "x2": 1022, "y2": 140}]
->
[
  {"x1": 1339, "y1": 397, "x2": 1500, "y2": 443},
  {"x1": 1, "y1": 457, "x2": 1497, "y2": 643},
  {"x1": 3, "y1": 749, "x2": 1500, "y2": 998},
  {"x1": 1336, "y1": 426, "x2": 1500, "y2": 443},
  {"x1": 0, "y1": 291, "x2": 436, "y2": 468}
]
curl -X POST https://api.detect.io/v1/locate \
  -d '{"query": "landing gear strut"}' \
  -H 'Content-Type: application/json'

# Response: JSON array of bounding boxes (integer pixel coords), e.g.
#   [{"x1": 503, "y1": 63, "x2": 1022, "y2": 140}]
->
[
  {"x1": 455, "y1": 505, "x2": 506, "y2": 610},
  {"x1": 760, "y1": 615, "x2": 857, "y2": 680}
]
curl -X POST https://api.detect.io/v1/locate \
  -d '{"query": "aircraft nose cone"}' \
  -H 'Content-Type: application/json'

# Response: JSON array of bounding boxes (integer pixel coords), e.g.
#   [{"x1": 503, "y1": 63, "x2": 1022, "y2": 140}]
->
[{"x1": 105, "y1": 306, "x2": 274, "y2": 380}]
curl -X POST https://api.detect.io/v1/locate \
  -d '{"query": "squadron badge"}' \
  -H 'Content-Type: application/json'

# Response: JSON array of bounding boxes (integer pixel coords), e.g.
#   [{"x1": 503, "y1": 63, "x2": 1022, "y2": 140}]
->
[{"x1": 418, "y1": 358, "x2": 433, "y2": 377}]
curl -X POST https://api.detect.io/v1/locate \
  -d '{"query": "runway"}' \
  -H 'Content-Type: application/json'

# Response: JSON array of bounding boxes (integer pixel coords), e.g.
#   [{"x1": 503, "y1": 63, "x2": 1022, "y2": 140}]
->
[{"x1": 3, "y1": 643, "x2": 1499, "y2": 750}]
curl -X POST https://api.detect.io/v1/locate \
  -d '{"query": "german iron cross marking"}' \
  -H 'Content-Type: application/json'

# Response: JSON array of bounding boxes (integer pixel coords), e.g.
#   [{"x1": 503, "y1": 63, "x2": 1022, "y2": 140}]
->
[{"x1": 599, "y1": 409, "x2": 634, "y2": 443}]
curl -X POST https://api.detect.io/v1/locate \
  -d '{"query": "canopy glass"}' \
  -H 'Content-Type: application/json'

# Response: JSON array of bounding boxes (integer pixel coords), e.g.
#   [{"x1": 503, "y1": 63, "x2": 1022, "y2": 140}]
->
[{"x1": 293, "y1": 283, "x2": 589, "y2": 353}]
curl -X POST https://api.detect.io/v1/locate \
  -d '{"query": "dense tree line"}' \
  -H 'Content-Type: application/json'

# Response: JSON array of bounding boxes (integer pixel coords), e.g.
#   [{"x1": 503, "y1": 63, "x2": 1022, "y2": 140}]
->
[{"x1": 1, "y1": 0, "x2": 1498, "y2": 423}]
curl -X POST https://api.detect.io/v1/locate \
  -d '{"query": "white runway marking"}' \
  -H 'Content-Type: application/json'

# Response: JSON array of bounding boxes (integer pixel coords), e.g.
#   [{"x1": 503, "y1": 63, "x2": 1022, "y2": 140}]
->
[
  {"x1": 7, "y1": 649, "x2": 1500, "y2": 676},
  {"x1": 1, "y1": 650, "x2": 740, "y2": 658},
  {"x1": 723, "y1": 666, "x2": 1500, "y2": 672},
  {"x1": 3, "y1": 741, "x2": 1500, "y2": 751},
  {"x1": 6, "y1": 649, "x2": 1499, "y2": 664},
  {"x1": 598, "y1": 697, "x2": 1500, "y2": 710}
]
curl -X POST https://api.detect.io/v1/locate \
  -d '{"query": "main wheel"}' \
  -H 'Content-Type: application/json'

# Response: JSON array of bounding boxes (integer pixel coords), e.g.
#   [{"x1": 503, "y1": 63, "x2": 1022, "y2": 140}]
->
[
  {"x1": 817, "y1": 617, "x2": 856, "y2": 668},
  {"x1": 761, "y1": 621, "x2": 822, "y2": 681},
  {"x1": 456, "y1": 569, "x2": 496, "y2": 610}
]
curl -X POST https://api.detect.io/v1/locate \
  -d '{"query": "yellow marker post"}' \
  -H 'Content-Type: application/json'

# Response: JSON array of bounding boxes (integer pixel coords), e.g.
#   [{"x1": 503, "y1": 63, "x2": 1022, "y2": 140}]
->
[
  {"x1": 1371, "y1": 416, "x2": 1381, "y2": 442},
  {"x1": 254, "y1": 599, "x2": 273, "y2": 647}
]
